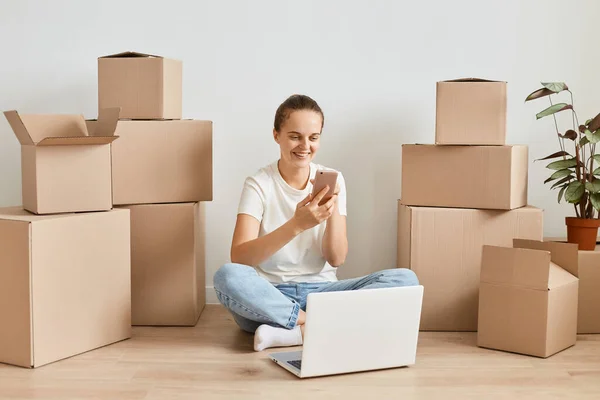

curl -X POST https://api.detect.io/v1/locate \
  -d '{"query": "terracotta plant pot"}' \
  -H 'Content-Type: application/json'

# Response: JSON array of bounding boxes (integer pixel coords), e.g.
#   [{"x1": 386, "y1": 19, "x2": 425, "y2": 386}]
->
[{"x1": 565, "y1": 217, "x2": 600, "y2": 251}]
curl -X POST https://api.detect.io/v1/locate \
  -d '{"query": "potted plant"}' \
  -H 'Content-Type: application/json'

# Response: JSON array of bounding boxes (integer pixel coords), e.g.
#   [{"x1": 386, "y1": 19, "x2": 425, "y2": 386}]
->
[{"x1": 525, "y1": 82, "x2": 600, "y2": 250}]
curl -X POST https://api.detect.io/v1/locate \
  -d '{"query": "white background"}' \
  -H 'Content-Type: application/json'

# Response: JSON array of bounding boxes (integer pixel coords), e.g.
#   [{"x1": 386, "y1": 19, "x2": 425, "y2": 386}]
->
[{"x1": 1, "y1": 0, "x2": 598, "y2": 302}]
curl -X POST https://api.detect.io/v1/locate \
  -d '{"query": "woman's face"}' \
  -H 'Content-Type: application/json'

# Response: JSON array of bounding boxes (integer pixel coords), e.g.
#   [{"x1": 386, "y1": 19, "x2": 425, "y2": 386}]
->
[{"x1": 274, "y1": 109, "x2": 322, "y2": 169}]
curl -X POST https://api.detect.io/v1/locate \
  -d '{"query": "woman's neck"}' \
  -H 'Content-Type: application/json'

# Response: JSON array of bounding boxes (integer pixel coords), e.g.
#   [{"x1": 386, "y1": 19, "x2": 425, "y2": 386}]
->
[{"x1": 278, "y1": 159, "x2": 310, "y2": 190}]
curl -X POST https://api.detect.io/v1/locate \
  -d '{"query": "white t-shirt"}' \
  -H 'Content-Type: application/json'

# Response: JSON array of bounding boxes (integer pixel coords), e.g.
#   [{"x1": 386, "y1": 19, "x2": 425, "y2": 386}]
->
[{"x1": 237, "y1": 161, "x2": 347, "y2": 283}]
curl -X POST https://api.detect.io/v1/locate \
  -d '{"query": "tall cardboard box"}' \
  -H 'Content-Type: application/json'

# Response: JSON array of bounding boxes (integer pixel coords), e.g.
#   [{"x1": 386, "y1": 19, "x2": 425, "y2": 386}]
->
[
  {"x1": 397, "y1": 202, "x2": 543, "y2": 331},
  {"x1": 478, "y1": 239, "x2": 579, "y2": 358},
  {"x1": 436, "y1": 78, "x2": 507, "y2": 145},
  {"x1": 401, "y1": 144, "x2": 528, "y2": 210},
  {"x1": 98, "y1": 51, "x2": 182, "y2": 120},
  {"x1": 3, "y1": 108, "x2": 120, "y2": 214},
  {"x1": 98, "y1": 120, "x2": 213, "y2": 205},
  {"x1": 119, "y1": 202, "x2": 206, "y2": 326},
  {"x1": 544, "y1": 237, "x2": 600, "y2": 334},
  {"x1": 0, "y1": 207, "x2": 131, "y2": 368}
]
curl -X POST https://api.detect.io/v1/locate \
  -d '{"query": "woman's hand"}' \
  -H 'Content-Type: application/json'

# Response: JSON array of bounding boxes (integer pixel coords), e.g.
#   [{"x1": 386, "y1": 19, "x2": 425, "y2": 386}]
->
[{"x1": 292, "y1": 186, "x2": 336, "y2": 233}]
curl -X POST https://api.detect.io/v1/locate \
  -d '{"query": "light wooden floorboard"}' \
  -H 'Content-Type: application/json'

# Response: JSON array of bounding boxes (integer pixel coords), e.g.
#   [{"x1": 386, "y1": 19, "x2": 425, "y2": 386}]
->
[{"x1": 1, "y1": 305, "x2": 599, "y2": 399}]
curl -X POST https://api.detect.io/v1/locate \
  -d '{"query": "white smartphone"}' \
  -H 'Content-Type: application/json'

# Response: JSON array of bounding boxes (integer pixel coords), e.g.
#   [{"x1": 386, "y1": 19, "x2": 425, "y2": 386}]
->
[{"x1": 311, "y1": 170, "x2": 338, "y2": 205}]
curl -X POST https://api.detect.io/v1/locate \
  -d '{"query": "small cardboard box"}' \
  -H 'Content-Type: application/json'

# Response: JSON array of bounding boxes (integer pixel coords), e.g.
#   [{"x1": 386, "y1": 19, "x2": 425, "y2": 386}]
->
[
  {"x1": 397, "y1": 202, "x2": 543, "y2": 331},
  {"x1": 96, "y1": 119, "x2": 213, "y2": 205},
  {"x1": 3, "y1": 108, "x2": 120, "y2": 214},
  {"x1": 544, "y1": 237, "x2": 600, "y2": 334},
  {"x1": 436, "y1": 78, "x2": 507, "y2": 145},
  {"x1": 401, "y1": 144, "x2": 528, "y2": 210},
  {"x1": 478, "y1": 239, "x2": 579, "y2": 358},
  {"x1": 118, "y1": 202, "x2": 205, "y2": 326},
  {"x1": 98, "y1": 51, "x2": 182, "y2": 120},
  {"x1": 0, "y1": 207, "x2": 131, "y2": 368}
]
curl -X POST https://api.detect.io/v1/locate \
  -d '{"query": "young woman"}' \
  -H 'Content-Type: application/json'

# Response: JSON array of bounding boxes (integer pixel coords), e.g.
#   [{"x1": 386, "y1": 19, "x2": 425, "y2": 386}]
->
[{"x1": 213, "y1": 94, "x2": 419, "y2": 351}]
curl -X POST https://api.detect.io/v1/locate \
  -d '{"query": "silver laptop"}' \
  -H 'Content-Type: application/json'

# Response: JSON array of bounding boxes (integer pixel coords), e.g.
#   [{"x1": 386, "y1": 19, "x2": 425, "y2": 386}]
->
[{"x1": 268, "y1": 285, "x2": 424, "y2": 378}]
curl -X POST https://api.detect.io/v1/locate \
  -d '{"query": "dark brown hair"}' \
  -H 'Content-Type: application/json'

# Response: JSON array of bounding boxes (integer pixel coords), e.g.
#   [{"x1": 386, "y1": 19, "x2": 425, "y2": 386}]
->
[{"x1": 274, "y1": 94, "x2": 324, "y2": 132}]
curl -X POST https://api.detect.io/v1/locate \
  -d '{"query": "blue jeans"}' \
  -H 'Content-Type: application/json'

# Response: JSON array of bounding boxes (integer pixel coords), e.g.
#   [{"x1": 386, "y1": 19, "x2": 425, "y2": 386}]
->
[{"x1": 213, "y1": 263, "x2": 420, "y2": 333}]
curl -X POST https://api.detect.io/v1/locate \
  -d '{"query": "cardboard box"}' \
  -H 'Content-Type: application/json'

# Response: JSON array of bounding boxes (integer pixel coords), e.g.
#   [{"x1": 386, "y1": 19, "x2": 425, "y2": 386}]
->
[
  {"x1": 397, "y1": 202, "x2": 543, "y2": 331},
  {"x1": 99, "y1": 119, "x2": 213, "y2": 205},
  {"x1": 98, "y1": 51, "x2": 182, "y2": 120},
  {"x1": 0, "y1": 207, "x2": 131, "y2": 368},
  {"x1": 478, "y1": 239, "x2": 579, "y2": 358},
  {"x1": 401, "y1": 144, "x2": 528, "y2": 210},
  {"x1": 544, "y1": 237, "x2": 600, "y2": 334},
  {"x1": 119, "y1": 202, "x2": 205, "y2": 326},
  {"x1": 3, "y1": 108, "x2": 120, "y2": 214},
  {"x1": 436, "y1": 78, "x2": 507, "y2": 145}
]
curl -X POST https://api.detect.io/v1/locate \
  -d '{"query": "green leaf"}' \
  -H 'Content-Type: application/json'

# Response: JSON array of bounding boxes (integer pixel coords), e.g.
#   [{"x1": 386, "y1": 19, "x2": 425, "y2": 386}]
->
[
  {"x1": 591, "y1": 193, "x2": 600, "y2": 210},
  {"x1": 593, "y1": 155, "x2": 600, "y2": 164},
  {"x1": 536, "y1": 103, "x2": 573, "y2": 119},
  {"x1": 545, "y1": 169, "x2": 572, "y2": 183},
  {"x1": 586, "y1": 181, "x2": 600, "y2": 193},
  {"x1": 586, "y1": 129, "x2": 600, "y2": 144},
  {"x1": 535, "y1": 151, "x2": 571, "y2": 161},
  {"x1": 589, "y1": 113, "x2": 600, "y2": 132},
  {"x1": 541, "y1": 82, "x2": 568, "y2": 93},
  {"x1": 558, "y1": 185, "x2": 568, "y2": 203},
  {"x1": 546, "y1": 158, "x2": 577, "y2": 170},
  {"x1": 581, "y1": 136, "x2": 590, "y2": 146},
  {"x1": 551, "y1": 175, "x2": 573, "y2": 189},
  {"x1": 565, "y1": 181, "x2": 585, "y2": 203},
  {"x1": 593, "y1": 167, "x2": 600, "y2": 176},
  {"x1": 525, "y1": 87, "x2": 554, "y2": 102}
]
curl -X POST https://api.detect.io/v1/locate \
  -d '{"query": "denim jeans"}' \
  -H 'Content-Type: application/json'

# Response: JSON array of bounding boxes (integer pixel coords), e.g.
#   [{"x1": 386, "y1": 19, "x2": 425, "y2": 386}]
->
[{"x1": 213, "y1": 263, "x2": 420, "y2": 333}]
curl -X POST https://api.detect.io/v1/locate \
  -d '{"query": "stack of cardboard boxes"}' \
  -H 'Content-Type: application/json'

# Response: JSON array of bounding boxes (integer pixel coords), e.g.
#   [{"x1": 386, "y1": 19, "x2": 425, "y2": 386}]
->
[
  {"x1": 397, "y1": 78, "x2": 584, "y2": 357},
  {"x1": 97, "y1": 52, "x2": 212, "y2": 327},
  {"x1": 0, "y1": 108, "x2": 131, "y2": 369},
  {"x1": 0, "y1": 51, "x2": 212, "y2": 368}
]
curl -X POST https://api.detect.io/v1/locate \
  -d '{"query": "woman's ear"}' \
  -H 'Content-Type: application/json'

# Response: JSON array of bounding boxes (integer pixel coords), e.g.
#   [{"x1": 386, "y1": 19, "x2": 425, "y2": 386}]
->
[{"x1": 273, "y1": 128, "x2": 280, "y2": 144}]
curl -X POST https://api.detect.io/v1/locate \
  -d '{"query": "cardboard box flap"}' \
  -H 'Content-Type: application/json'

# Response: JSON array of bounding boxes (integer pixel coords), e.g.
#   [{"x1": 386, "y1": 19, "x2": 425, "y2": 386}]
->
[
  {"x1": 86, "y1": 107, "x2": 120, "y2": 137},
  {"x1": 36, "y1": 136, "x2": 118, "y2": 146},
  {"x1": 513, "y1": 239, "x2": 579, "y2": 277},
  {"x1": 481, "y1": 245, "x2": 551, "y2": 290},
  {"x1": 4, "y1": 108, "x2": 119, "y2": 146},
  {"x1": 3, "y1": 110, "x2": 34, "y2": 145},
  {"x1": 442, "y1": 77, "x2": 505, "y2": 83},
  {"x1": 99, "y1": 51, "x2": 163, "y2": 59},
  {"x1": 548, "y1": 262, "x2": 578, "y2": 289}
]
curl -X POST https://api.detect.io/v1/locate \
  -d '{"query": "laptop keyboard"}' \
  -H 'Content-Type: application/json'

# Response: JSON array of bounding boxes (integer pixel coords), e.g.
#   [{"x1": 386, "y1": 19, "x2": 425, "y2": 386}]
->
[{"x1": 287, "y1": 360, "x2": 302, "y2": 369}]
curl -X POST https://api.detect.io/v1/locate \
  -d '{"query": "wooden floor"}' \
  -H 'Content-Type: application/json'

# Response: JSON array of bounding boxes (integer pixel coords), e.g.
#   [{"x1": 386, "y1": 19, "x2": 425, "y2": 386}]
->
[{"x1": 1, "y1": 305, "x2": 599, "y2": 400}]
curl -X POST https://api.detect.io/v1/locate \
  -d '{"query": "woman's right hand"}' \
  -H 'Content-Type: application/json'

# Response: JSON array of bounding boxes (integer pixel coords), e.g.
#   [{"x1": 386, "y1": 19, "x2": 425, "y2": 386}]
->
[{"x1": 292, "y1": 186, "x2": 337, "y2": 233}]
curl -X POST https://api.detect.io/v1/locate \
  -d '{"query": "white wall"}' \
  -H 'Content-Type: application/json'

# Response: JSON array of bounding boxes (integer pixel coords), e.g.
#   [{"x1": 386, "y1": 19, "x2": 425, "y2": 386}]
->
[{"x1": 1, "y1": 0, "x2": 598, "y2": 302}]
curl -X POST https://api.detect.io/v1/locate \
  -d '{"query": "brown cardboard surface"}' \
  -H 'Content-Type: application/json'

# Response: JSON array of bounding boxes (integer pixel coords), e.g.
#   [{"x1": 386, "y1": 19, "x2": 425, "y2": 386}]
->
[
  {"x1": 3, "y1": 109, "x2": 120, "y2": 214},
  {"x1": 544, "y1": 238, "x2": 600, "y2": 334},
  {"x1": 478, "y1": 283, "x2": 548, "y2": 357},
  {"x1": 478, "y1": 242, "x2": 578, "y2": 358},
  {"x1": 107, "y1": 120, "x2": 212, "y2": 205},
  {"x1": 435, "y1": 78, "x2": 506, "y2": 145},
  {"x1": 401, "y1": 144, "x2": 528, "y2": 210},
  {"x1": 397, "y1": 202, "x2": 543, "y2": 331},
  {"x1": 577, "y1": 249, "x2": 600, "y2": 333},
  {"x1": 120, "y1": 202, "x2": 205, "y2": 326},
  {"x1": 0, "y1": 208, "x2": 131, "y2": 368},
  {"x1": 98, "y1": 52, "x2": 182, "y2": 120}
]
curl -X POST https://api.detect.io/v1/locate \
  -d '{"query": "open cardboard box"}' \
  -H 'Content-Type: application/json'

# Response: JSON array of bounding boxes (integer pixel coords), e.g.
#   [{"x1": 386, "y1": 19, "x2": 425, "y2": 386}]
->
[
  {"x1": 3, "y1": 108, "x2": 120, "y2": 214},
  {"x1": 435, "y1": 77, "x2": 507, "y2": 145},
  {"x1": 478, "y1": 239, "x2": 579, "y2": 358},
  {"x1": 544, "y1": 237, "x2": 600, "y2": 334}
]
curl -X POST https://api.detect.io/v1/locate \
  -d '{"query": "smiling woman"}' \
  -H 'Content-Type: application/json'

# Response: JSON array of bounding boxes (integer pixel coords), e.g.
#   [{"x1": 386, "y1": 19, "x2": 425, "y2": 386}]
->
[{"x1": 213, "y1": 94, "x2": 419, "y2": 352}]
